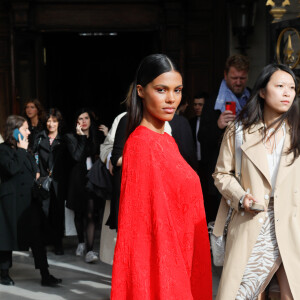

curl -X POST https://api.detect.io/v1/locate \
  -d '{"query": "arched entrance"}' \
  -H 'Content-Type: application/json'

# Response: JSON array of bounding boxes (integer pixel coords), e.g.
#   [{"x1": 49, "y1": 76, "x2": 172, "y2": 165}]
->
[{"x1": 42, "y1": 31, "x2": 158, "y2": 127}]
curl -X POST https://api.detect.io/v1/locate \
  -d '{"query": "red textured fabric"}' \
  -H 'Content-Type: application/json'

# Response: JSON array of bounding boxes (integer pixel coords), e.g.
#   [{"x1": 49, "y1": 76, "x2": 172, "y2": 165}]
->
[{"x1": 111, "y1": 126, "x2": 212, "y2": 300}]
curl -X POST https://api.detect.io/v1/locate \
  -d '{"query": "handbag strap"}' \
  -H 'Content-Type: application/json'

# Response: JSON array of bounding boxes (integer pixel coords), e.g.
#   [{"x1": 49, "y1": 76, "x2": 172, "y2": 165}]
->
[
  {"x1": 224, "y1": 122, "x2": 244, "y2": 231},
  {"x1": 235, "y1": 121, "x2": 243, "y2": 182},
  {"x1": 36, "y1": 135, "x2": 56, "y2": 176}
]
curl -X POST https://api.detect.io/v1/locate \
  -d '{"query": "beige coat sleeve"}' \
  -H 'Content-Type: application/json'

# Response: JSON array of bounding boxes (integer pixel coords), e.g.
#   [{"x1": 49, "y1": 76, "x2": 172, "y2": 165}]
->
[
  {"x1": 100, "y1": 134, "x2": 113, "y2": 164},
  {"x1": 212, "y1": 127, "x2": 247, "y2": 212}
]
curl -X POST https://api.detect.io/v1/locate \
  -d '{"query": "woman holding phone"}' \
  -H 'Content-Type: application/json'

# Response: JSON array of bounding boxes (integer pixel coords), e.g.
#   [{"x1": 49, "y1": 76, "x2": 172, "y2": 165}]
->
[
  {"x1": 111, "y1": 54, "x2": 212, "y2": 299},
  {"x1": 65, "y1": 108, "x2": 105, "y2": 263},
  {"x1": 213, "y1": 64, "x2": 300, "y2": 299},
  {"x1": 0, "y1": 115, "x2": 61, "y2": 287}
]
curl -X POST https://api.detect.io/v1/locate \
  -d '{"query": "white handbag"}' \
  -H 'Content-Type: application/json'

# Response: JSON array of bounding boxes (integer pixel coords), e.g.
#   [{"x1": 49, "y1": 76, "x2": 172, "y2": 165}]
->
[{"x1": 209, "y1": 122, "x2": 243, "y2": 267}]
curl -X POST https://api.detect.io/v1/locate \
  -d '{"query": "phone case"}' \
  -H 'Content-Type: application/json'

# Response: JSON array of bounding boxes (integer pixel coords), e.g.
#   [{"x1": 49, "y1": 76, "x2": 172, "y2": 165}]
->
[
  {"x1": 13, "y1": 129, "x2": 24, "y2": 142},
  {"x1": 250, "y1": 203, "x2": 264, "y2": 212},
  {"x1": 225, "y1": 101, "x2": 236, "y2": 114}
]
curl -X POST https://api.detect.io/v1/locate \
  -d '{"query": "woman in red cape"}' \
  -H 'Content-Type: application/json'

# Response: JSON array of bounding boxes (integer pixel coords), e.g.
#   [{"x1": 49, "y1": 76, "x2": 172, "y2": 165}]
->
[{"x1": 111, "y1": 54, "x2": 212, "y2": 300}]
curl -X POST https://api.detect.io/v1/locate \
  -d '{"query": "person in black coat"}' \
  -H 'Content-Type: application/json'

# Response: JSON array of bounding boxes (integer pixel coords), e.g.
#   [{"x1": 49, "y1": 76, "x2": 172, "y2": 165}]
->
[
  {"x1": 169, "y1": 113, "x2": 198, "y2": 171},
  {"x1": 0, "y1": 115, "x2": 61, "y2": 287},
  {"x1": 198, "y1": 54, "x2": 251, "y2": 223},
  {"x1": 65, "y1": 108, "x2": 105, "y2": 263},
  {"x1": 109, "y1": 113, "x2": 127, "y2": 230},
  {"x1": 32, "y1": 108, "x2": 67, "y2": 255}
]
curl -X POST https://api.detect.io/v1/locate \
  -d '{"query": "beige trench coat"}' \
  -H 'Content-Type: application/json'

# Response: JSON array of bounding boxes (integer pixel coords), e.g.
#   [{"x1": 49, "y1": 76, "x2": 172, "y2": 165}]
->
[{"x1": 212, "y1": 122, "x2": 300, "y2": 300}]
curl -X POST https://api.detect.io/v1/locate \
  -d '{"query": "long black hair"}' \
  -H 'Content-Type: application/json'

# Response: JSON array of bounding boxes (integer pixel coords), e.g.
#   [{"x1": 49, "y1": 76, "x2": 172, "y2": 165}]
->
[
  {"x1": 126, "y1": 54, "x2": 180, "y2": 139},
  {"x1": 236, "y1": 63, "x2": 299, "y2": 162}
]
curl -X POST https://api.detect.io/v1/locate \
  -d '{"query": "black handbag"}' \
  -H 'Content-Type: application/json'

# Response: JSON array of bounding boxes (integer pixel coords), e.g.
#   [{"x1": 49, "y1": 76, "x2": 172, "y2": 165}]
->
[
  {"x1": 35, "y1": 174, "x2": 53, "y2": 192},
  {"x1": 33, "y1": 136, "x2": 55, "y2": 199},
  {"x1": 33, "y1": 170, "x2": 53, "y2": 200}
]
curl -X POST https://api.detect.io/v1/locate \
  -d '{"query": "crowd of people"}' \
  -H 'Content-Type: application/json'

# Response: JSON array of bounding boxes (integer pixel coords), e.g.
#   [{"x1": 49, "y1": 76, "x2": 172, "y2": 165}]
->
[
  {"x1": 0, "y1": 103, "x2": 109, "y2": 287},
  {"x1": 0, "y1": 52, "x2": 299, "y2": 300}
]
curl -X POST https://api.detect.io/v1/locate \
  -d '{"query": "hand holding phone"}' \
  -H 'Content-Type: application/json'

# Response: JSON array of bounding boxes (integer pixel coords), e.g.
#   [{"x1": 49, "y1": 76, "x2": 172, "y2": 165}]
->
[
  {"x1": 217, "y1": 110, "x2": 236, "y2": 129},
  {"x1": 243, "y1": 194, "x2": 265, "y2": 215}
]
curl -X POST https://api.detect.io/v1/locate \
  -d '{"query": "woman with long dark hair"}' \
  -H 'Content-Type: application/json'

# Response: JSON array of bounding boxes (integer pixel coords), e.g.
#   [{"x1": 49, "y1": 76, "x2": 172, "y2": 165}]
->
[
  {"x1": 0, "y1": 115, "x2": 61, "y2": 287},
  {"x1": 23, "y1": 99, "x2": 47, "y2": 150},
  {"x1": 111, "y1": 54, "x2": 212, "y2": 299},
  {"x1": 65, "y1": 108, "x2": 105, "y2": 263},
  {"x1": 213, "y1": 64, "x2": 300, "y2": 299},
  {"x1": 33, "y1": 108, "x2": 67, "y2": 255}
]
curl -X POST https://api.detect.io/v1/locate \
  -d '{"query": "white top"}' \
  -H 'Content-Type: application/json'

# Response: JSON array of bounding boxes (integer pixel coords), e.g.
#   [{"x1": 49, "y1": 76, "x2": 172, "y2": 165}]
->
[
  {"x1": 266, "y1": 123, "x2": 286, "y2": 196},
  {"x1": 196, "y1": 117, "x2": 201, "y2": 161},
  {"x1": 100, "y1": 112, "x2": 127, "y2": 163}
]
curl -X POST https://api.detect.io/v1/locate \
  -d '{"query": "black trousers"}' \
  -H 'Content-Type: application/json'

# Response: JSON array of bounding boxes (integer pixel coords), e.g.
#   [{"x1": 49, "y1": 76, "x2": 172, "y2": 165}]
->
[
  {"x1": 27, "y1": 202, "x2": 49, "y2": 270},
  {"x1": 197, "y1": 161, "x2": 221, "y2": 223},
  {"x1": 0, "y1": 202, "x2": 49, "y2": 271},
  {"x1": 48, "y1": 186, "x2": 64, "y2": 247},
  {"x1": 0, "y1": 235, "x2": 48, "y2": 271},
  {"x1": 0, "y1": 251, "x2": 12, "y2": 270}
]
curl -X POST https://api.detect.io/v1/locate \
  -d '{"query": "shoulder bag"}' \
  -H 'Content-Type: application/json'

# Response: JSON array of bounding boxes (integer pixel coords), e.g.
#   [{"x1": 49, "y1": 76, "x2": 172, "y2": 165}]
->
[{"x1": 209, "y1": 122, "x2": 243, "y2": 266}]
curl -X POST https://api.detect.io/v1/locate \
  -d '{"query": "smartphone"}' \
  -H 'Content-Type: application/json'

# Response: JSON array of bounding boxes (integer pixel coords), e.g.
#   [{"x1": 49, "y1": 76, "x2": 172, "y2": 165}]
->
[
  {"x1": 250, "y1": 203, "x2": 264, "y2": 212},
  {"x1": 225, "y1": 101, "x2": 236, "y2": 114},
  {"x1": 13, "y1": 128, "x2": 24, "y2": 142}
]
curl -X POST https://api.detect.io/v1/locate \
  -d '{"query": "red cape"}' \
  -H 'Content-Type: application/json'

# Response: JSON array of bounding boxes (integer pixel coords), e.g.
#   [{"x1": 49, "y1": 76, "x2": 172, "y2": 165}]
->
[{"x1": 111, "y1": 126, "x2": 212, "y2": 299}]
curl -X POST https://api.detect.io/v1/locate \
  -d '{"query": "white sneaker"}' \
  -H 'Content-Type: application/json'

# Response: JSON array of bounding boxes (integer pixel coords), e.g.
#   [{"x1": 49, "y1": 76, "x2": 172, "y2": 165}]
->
[
  {"x1": 85, "y1": 251, "x2": 98, "y2": 263},
  {"x1": 75, "y1": 243, "x2": 86, "y2": 256}
]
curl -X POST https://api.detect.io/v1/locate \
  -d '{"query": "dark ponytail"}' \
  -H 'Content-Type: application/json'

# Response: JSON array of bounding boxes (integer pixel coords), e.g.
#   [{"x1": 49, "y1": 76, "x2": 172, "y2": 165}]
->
[{"x1": 126, "y1": 54, "x2": 179, "y2": 139}]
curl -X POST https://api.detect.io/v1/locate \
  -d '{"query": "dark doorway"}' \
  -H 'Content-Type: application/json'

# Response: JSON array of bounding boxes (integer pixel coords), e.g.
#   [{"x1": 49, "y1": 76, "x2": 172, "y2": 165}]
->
[{"x1": 43, "y1": 32, "x2": 158, "y2": 129}]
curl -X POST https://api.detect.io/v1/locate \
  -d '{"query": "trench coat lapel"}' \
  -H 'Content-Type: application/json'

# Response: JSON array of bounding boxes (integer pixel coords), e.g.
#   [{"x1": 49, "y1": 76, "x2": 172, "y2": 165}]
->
[
  {"x1": 241, "y1": 123, "x2": 272, "y2": 187},
  {"x1": 275, "y1": 125, "x2": 295, "y2": 187}
]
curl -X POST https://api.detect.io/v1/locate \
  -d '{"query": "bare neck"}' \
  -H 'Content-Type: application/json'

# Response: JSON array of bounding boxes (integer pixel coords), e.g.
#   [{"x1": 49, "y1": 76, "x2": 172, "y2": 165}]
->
[{"x1": 140, "y1": 118, "x2": 165, "y2": 134}]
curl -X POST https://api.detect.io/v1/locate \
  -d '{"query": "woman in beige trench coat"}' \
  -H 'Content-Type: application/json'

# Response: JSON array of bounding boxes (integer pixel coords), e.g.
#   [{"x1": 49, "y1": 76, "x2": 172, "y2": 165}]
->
[{"x1": 213, "y1": 64, "x2": 300, "y2": 300}]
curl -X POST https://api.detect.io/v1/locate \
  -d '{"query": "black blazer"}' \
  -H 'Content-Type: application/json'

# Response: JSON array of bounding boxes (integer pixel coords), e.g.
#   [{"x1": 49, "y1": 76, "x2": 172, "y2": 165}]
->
[
  {"x1": 198, "y1": 88, "x2": 251, "y2": 195},
  {"x1": 189, "y1": 116, "x2": 200, "y2": 148},
  {"x1": 169, "y1": 114, "x2": 198, "y2": 171},
  {"x1": 65, "y1": 132, "x2": 102, "y2": 211},
  {"x1": 0, "y1": 143, "x2": 37, "y2": 251},
  {"x1": 33, "y1": 130, "x2": 67, "y2": 197},
  {"x1": 108, "y1": 114, "x2": 127, "y2": 230}
]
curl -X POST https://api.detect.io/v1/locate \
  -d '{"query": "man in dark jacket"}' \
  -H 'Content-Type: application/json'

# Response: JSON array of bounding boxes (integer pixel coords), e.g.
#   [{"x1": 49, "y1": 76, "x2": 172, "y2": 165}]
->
[
  {"x1": 198, "y1": 54, "x2": 251, "y2": 223},
  {"x1": 189, "y1": 92, "x2": 208, "y2": 176}
]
